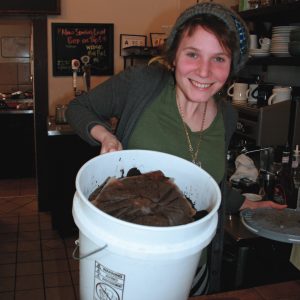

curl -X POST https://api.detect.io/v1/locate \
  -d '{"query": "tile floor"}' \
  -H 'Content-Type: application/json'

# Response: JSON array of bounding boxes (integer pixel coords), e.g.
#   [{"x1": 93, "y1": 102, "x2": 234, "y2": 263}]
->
[{"x1": 0, "y1": 178, "x2": 79, "y2": 300}]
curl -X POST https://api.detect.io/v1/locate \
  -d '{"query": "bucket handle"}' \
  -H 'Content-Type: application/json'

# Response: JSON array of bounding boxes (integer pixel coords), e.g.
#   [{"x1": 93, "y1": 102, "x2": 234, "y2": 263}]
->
[{"x1": 72, "y1": 239, "x2": 107, "y2": 260}]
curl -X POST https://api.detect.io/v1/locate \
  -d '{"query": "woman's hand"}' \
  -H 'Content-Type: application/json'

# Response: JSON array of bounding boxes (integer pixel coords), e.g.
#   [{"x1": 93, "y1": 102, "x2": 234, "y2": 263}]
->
[
  {"x1": 90, "y1": 124, "x2": 123, "y2": 154},
  {"x1": 240, "y1": 198, "x2": 287, "y2": 211},
  {"x1": 99, "y1": 133, "x2": 123, "y2": 154}
]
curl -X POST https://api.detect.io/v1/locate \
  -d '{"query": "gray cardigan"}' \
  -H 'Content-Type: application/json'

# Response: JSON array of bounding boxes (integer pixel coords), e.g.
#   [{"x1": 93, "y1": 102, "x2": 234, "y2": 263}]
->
[
  {"x1": 66, "y1": 64, "x2": 170, "y2": 148},
  {"x1": 66, "y1": 63, "x2": 244, "y2": 293}
]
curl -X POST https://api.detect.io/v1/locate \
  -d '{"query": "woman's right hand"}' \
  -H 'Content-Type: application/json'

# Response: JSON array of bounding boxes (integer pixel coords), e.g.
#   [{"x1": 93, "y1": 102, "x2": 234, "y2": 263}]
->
[
  {"x1": 240, "y1": 198, "x2": 287, "y2": 211},
  {"x1": 90, "y1": 125, "x2": 123, "y2": 154},
  {"x1": 100, "y1": 134, "x2": 123, "y2": 154}
]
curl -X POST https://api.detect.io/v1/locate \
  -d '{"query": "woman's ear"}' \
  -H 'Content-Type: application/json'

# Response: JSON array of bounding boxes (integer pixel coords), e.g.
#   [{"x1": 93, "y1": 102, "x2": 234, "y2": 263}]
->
[{"x1": 172, "y1": 58, "x2": 176, "y2": 67}]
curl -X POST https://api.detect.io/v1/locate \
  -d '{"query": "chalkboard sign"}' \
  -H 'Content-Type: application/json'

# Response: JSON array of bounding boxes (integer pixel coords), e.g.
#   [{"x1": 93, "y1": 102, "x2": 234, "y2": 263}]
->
[{"x1": 52, "y1": 23, "x2": 114, "y2": 76}]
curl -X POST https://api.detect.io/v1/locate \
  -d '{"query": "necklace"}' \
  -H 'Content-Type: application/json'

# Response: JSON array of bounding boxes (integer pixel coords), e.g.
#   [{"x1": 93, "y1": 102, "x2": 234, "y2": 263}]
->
[{"x1": 177, "y1": 98, "x2": 208, "y2": 167}]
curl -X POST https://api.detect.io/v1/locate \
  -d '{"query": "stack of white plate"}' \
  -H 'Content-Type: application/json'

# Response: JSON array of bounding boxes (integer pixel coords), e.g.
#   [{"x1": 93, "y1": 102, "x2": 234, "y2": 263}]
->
[
  {"x1": 249, "y1": 48, "x2": 270, "y2": 57},
  {"x1": 271, "y1": 26, "x2": 300, "y2": 57}
]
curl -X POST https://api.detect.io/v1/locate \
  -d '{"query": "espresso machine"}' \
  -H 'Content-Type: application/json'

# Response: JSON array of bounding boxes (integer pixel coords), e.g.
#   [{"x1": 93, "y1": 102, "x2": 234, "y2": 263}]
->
[
  {"x1": 233, "y1": 100, "x2": 291, "y2": 147},
  {"x1": 232, "y1": 86, "x2": 300, "y2": 158},
  {"x1": 230, "y1": 99, "x2": 291, "y2": 170}
]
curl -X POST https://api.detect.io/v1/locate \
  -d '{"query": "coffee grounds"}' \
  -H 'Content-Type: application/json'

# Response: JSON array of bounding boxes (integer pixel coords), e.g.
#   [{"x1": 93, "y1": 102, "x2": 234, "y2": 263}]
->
[{"x1": 89, "y1": 168, "x2": 208, "y2": 226}]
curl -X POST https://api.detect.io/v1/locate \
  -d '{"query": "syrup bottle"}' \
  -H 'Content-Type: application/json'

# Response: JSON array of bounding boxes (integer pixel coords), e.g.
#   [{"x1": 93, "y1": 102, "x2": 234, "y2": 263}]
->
[
  {"x1": 291, "y1": 145, "x2": 300, "y2": 209},
  {"x1": 273, "y1": 143, "x2": 292, "y2": 205},
  {"x1": 281, "y1": 142, "x2": 290, "y2": 165}
]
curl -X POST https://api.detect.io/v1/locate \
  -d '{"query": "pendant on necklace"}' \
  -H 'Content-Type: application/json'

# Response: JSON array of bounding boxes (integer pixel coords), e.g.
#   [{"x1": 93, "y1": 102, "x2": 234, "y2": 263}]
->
[
  {"x1": 176, "y1": 96, "x2": 207, "y2": 170},
  {"x1": 192, "y1": 159, "x2": 202, "y2": 167}
]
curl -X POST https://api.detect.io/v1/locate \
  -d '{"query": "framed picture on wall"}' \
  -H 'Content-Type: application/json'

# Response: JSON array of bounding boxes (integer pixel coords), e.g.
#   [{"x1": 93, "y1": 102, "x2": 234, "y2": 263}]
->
[
  {"x1": 120, "y1": 34, "x2": 147, "y2": 56},
  {"x1": 150, "y1": 33, "x2": 167, "y2": 47}
]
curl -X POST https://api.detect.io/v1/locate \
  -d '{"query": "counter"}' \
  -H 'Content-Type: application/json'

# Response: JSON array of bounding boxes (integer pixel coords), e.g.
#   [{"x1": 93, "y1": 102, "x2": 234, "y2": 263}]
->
[
  {"x1": 47, "y1": 116, "x2": 74, "y2": 136},
  {"x1": 189, "y1": 280, "x2": 300, "y2": 299},
  {"x1": 0, "y1": 109, "x2": 33, "y2": 114},
  {"x1": 222, "y1": 214, "x2": 299, "y2": 291},
  {"x1": 47, "y1": 115, "x2": 119, "y2": 136}
]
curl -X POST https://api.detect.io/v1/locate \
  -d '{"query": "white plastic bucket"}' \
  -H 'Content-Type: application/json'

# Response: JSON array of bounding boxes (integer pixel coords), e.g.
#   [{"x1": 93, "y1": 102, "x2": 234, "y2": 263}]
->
[{"x1": 72, "y1": 150, "x2": 221, "y2": 300}]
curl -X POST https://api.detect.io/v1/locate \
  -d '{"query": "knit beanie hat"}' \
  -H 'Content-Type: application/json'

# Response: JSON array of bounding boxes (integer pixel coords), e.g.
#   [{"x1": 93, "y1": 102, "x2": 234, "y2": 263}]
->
[{"x1": 165, "y1": 2, "x2": 249, "y2": 74}]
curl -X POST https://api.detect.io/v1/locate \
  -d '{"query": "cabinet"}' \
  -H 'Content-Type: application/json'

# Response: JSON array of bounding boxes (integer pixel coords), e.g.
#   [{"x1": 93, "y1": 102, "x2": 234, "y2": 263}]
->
[
  {"x1": 0, "y1": 111, "x2": 35, "y2": 179},
  {"x1": 47, "y1": 134, "x2": 99, "y2": 237},
  {"x1": 0, "y1": 0, "x2": 60, "y2": 15},
  {"x1": 222, "y1": 220, "x2": 299, "y2": 291},
  {"x1": 239, "y1": 2, "x2": 300, "y2": 23}
]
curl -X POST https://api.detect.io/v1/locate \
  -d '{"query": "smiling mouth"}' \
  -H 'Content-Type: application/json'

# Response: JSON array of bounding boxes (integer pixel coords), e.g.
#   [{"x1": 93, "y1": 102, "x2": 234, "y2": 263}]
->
[{"x1": 190, "y1": 79, "x2": 212, "y2": 88}]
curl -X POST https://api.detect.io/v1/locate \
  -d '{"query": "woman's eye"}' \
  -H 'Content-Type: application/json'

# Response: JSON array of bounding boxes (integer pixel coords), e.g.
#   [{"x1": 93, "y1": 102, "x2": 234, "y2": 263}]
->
[
  {"x1": 186, "y1": 52, "x2": 198, "y2": 59},
  {"x1": 214, "y1": 56, "x2": 226, "y2": 63}
]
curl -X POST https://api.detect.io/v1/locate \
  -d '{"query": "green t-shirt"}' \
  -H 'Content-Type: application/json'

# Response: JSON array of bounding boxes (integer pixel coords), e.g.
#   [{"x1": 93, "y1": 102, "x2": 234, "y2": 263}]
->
[{"x1": 127, "y1": 80, "x2": 225, "y2": 183}]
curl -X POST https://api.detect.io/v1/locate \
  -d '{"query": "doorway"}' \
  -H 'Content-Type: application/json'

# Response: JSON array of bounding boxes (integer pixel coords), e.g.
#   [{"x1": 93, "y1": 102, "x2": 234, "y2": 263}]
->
[{"x1": 0, "y1": 15, "x2": 49, "y2": 209}]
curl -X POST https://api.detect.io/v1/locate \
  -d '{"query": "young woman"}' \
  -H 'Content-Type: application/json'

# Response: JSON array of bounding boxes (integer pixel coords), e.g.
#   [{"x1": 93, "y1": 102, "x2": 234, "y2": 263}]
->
[{"x1": 67, "y1": 2, "x2": 285, "y2": 295}]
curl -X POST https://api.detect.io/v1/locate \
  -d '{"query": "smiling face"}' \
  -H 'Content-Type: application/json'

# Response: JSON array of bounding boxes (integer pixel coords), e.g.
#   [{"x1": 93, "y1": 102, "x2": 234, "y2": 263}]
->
[{"x1": 174, "y1": 25, "x2": 232, "y2": 104}]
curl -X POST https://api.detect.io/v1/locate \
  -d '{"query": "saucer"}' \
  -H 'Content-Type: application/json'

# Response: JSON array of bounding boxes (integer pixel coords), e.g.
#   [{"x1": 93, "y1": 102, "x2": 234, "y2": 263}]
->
[
  {"x1": 242, "y1": 193, "x2": 262, "y2": 202},
  {"x1": 232, "y1": 100, "x2": 247, "y2": 106},
  {"x1": 250, "y1": 52, "x2": 270, "y2": 57},
  {"x1": 250, "y1": 48, "x2": 269, "y2": 52},
  {"x1": 249, "y1": 48, "x2": 270, "y2": 57}
]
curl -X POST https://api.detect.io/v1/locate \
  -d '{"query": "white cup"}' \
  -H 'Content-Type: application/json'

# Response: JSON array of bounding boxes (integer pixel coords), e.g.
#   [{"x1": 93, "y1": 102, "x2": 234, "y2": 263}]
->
[
  {"x1": 268, "y1": 87, "x2": 292, "y2": 105},
  {"x1": 259, "y1": 37, "x2": 271, "y2": 50},
  {"x1": 248, "y1": 83, "x2": 258, "y2": 103},
  {"x1": 250, "y1": 34, "x2": 258, "y2": 49},
  {"x1": 227, "y1": 83, "x2": 249, "y2": 102}
]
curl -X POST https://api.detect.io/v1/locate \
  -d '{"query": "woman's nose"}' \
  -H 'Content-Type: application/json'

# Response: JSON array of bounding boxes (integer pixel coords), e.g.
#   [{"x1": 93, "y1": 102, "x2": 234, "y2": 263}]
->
[{"x1": 196, "y1": 60, "x2": 210, "y2": 77}]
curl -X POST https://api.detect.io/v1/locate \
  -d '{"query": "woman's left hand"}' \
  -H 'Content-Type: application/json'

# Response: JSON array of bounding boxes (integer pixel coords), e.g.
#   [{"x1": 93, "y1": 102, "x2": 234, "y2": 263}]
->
[{"x1": 240, "y1": 198, "x2": 287, "y2": 211}]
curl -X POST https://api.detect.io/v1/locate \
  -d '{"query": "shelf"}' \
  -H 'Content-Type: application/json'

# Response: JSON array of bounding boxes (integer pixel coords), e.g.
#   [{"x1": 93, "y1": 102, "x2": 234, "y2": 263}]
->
[
  {"x1": 240, "y1": 2, "x2": 300, "y2": 24},
  {"x1": 247, "y1": 56, "x2": 300, "y2": 66},
  {"x1": 122, "y1": 46, "x2": 161, "y2": 69}
]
